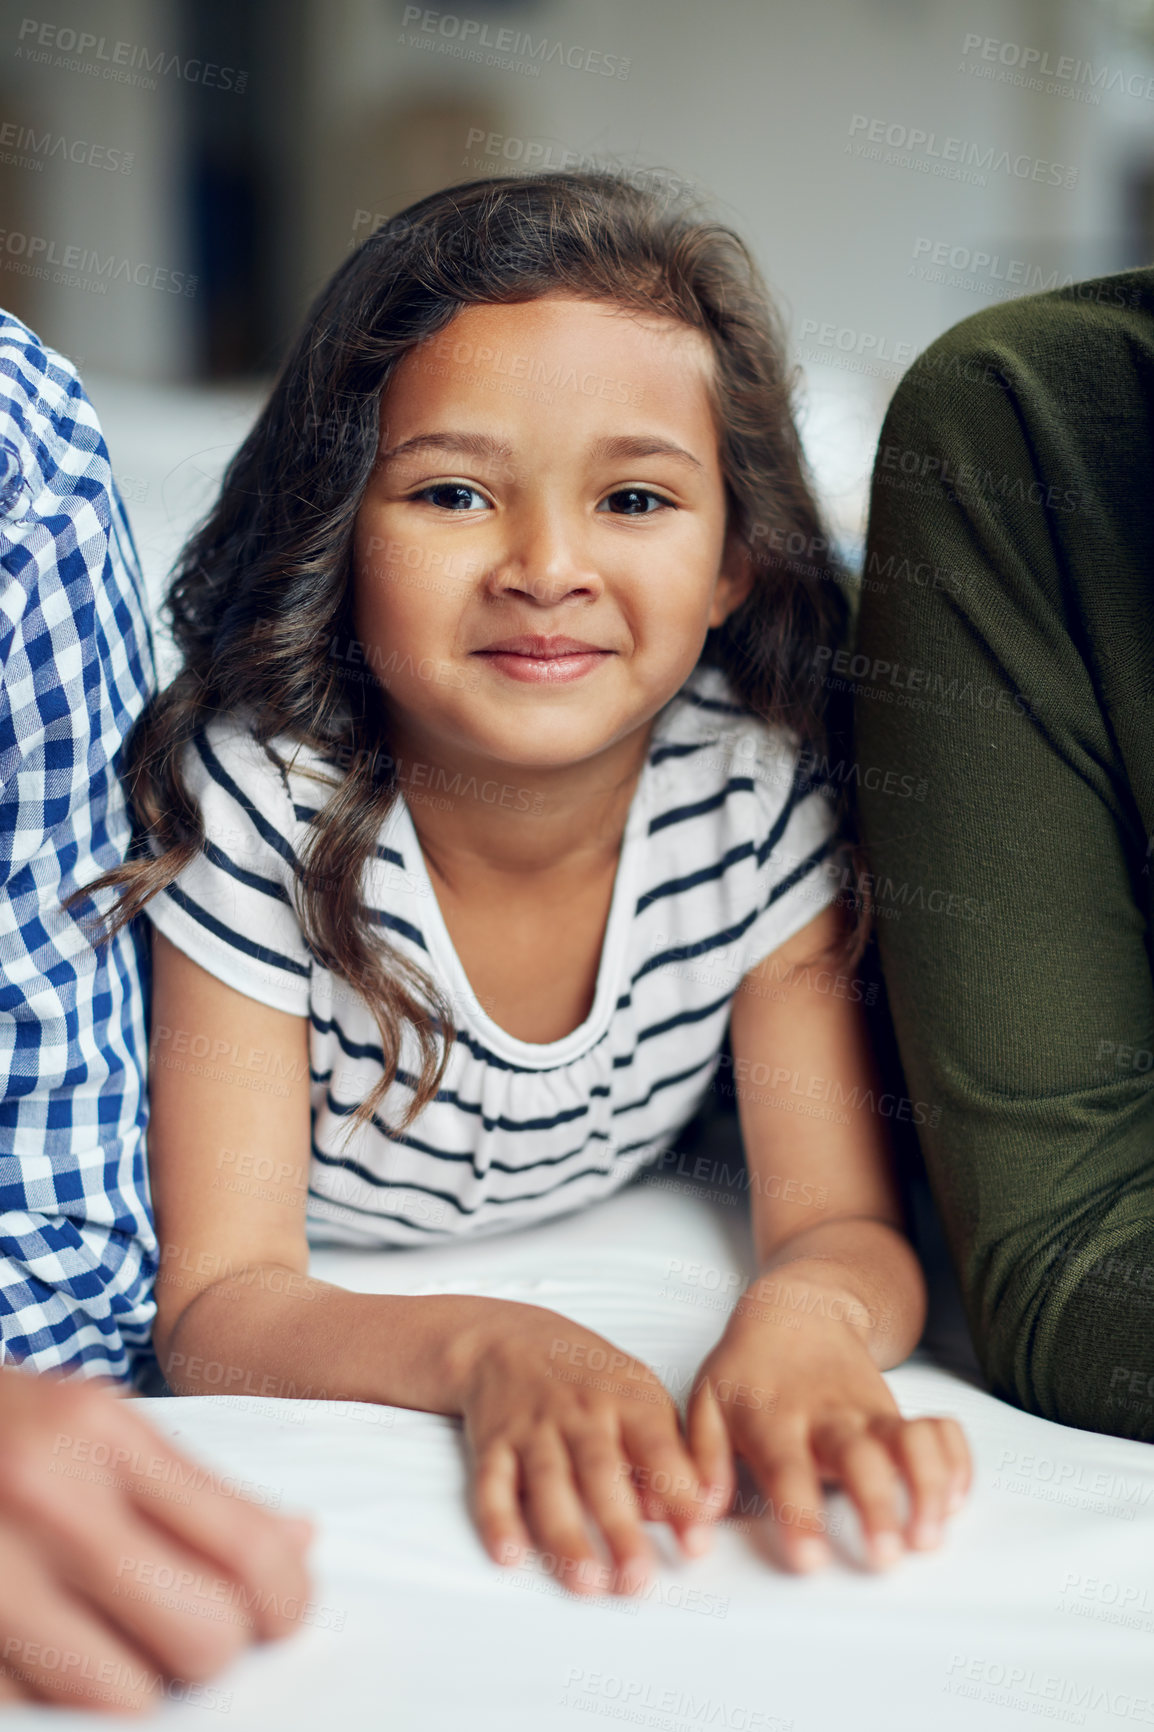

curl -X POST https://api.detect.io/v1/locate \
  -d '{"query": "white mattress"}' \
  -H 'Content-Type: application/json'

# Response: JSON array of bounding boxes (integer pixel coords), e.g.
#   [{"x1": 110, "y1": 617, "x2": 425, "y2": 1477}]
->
[{"x1": 11, "y1": 1176, "x2": 1154, "y2": 1730}]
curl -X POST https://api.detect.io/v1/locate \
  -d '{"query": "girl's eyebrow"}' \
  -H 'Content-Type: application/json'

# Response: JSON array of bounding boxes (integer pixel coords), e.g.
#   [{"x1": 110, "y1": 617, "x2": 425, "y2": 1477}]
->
[
  {"x1": 589, "y1": 434, "x2": 704, "y2": 472},
  {"x1": 379, "y1": 431, "x2": 704, "y2": 471},
  {"x1": 379, "y1": 432, "x2": 513, "y2": 464}
]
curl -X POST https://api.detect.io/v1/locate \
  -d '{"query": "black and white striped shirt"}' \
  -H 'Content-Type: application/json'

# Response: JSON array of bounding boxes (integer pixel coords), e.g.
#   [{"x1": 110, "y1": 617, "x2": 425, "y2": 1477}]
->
[{"x1": 144, "y1": 665, "x2": 841, "y2": 1245}]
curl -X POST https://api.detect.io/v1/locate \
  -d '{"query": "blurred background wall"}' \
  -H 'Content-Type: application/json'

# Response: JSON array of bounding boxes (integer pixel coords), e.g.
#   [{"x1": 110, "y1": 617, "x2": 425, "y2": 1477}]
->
[{"x1": 2, "y1": 0, "x2": 1152, "y2": 673}]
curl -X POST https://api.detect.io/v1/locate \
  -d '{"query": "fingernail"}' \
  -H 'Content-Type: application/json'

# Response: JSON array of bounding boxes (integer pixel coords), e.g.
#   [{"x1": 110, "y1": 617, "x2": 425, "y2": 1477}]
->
[
  {"x1": 947, "y1": 1486, "x2": 965, "y2": 1515},
  {"x1": 911, "y1": 1521, "x2": 943, "y2": 1549},
  {"x1": 618, "y1": 1557, "x2": 651, "y2": 1595},
  {"x1": 681, "y1": 1524, "x2": 713, "y2": 1557},
  {"x1": 794, "y1": 1538, "x2": 830, "y2": 1571},
  {"x1": 870, "y1": 1531, "x2": 903, "y2": 1569}
]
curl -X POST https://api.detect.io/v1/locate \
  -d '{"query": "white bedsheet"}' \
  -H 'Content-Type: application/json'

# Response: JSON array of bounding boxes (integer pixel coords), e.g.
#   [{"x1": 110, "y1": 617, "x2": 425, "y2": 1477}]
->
[{"x1": 12, "y1": 1177, "x2": 1154, "y2": 1730}]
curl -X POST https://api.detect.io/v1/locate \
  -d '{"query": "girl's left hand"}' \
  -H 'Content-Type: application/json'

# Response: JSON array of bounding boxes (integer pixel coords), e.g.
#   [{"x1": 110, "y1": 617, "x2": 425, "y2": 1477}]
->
[{"x1": 685, "y1": 1293, "x2": 972, "y2": 1572}]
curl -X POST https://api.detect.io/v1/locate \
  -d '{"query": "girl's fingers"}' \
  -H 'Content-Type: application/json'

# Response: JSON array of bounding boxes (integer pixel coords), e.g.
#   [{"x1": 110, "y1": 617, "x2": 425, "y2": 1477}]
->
[
  {"x1": 472, "y1": 1439, "x2": 531, "y2": 1568},
  {"x1": 519, "y1": 1431, "x2": 602, "y2": 1595},
  {"x1": 883, "y1": 1417, "x2": 953, "y2": 1549},
  {"x1": 621, "y1": 1414, "x2": 715, "y2": 1554},
  {"x1": 686, "y1": 1375, "x2": 737, "y2": 1518},
  {"x1": 733, "y1": 1425, "x2": 830, "y2": 1572},
  {"x1": 568, "y1": 1427, "x2": 653, "y2": 1593},
  {"x1": 815, "y1": 1424, "x2": 903, "y2": 1569}
]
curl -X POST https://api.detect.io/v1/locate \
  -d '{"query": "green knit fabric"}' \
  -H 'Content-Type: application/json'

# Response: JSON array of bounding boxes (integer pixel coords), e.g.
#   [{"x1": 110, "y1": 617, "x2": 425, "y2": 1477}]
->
[{"x1": 854, "y1": 268, "x2": 1154, "y2": 1438}]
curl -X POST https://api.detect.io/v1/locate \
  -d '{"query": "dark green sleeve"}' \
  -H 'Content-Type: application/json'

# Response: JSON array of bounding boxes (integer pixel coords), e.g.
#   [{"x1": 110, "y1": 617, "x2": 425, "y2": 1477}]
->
[{"x1": 853, "y1": 275, "x2": 1154, "y2": 1438}]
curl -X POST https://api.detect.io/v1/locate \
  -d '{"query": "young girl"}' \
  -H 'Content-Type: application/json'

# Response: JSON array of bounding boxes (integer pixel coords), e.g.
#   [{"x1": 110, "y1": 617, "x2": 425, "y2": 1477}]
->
[{"x1": 79, "y1": 171, "x2": 970, "y2": 1593}]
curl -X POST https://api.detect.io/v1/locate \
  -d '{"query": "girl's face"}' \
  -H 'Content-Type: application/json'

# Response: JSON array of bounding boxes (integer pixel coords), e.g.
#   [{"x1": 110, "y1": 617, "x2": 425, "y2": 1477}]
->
[{"x1": 351, "y1": 295, "x2": 752, "y2": 771}]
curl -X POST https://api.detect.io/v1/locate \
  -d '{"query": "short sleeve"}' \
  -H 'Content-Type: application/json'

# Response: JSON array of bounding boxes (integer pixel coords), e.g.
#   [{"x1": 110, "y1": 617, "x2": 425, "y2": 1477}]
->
[
  {"x1": 142, "y1": 717, "x2": 313, "y2": 1016},
  {"x1": 741, "y1": 738, "x2": 842, "y2": 968}
]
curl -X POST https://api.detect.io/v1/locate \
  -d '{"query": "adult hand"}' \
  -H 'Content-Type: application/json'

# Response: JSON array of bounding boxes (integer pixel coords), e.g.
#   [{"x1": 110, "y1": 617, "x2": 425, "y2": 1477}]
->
[{"x1": 0, "y1": 1365, "x2": 313, "y2": 1712}]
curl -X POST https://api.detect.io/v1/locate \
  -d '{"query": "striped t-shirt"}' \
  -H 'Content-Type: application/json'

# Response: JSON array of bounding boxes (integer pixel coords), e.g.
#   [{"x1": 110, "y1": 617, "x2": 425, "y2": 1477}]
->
[{"x1": 142, "y1": 664, "x2": 842, "y2": 1246}]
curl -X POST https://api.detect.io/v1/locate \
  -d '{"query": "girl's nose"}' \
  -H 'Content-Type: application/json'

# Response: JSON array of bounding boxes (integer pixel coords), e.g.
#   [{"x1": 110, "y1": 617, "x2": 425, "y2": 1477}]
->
[{"x1": 488, "y1": 509, "x2": 602, "y2": 606}]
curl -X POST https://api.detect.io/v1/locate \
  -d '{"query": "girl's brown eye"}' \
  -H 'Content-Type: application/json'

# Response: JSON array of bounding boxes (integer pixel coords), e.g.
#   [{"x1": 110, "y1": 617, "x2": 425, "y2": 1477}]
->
[
  {"x1": 417, "y1": 483, "x2": 487, "y2": 510},
  {"x1": 599, "y1": 488, "x2": 671, "y2": 515}
]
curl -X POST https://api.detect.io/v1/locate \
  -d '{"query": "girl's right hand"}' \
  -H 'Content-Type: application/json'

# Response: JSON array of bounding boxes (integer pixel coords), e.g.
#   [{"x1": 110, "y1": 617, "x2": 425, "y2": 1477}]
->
[{"x1": 453, "y1": 1305, "x2": 719, "y2": 1596}]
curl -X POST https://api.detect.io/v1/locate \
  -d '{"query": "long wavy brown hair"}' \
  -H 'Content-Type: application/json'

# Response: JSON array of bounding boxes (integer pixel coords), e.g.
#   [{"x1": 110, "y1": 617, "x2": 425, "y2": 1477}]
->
[{"x1": 73, "y1": 169, "x2": 871, "y2": 1145}]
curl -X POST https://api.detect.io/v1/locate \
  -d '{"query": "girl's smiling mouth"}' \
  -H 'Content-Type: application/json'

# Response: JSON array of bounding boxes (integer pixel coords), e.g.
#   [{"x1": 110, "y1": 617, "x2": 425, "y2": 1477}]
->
[{"x1": 472, "y1": 634, "x2": 614, "y2": 683}]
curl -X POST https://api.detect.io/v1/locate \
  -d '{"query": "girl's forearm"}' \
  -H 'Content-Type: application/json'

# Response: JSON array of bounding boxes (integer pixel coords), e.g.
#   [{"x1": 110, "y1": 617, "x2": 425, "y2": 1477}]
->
[
  {"x1": 736, "y1": 1217, "x2": 926, "y2": 1368},
  {"x1": 157, "y1": 1268, "x2": 529, "y2": 1412}
]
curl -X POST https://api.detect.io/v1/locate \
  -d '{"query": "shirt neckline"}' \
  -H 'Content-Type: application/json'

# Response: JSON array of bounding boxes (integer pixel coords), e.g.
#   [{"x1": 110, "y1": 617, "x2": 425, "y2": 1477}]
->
[{"x1": 393, "y1": 758, "x2": 653, "y2": 1070}]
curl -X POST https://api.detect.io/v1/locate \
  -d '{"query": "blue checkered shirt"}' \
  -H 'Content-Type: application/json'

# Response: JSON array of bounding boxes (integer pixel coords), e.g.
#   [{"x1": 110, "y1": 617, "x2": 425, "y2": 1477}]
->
[{"x1": 0, "y1": 311, "x2": 158, "y2": 1381}]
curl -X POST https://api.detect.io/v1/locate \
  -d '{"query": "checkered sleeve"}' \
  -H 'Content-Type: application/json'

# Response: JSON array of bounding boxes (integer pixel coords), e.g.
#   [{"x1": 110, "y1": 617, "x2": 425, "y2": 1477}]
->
[{"x1": 0, "y1": 311, "x2": 159, "y2": 1382}]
